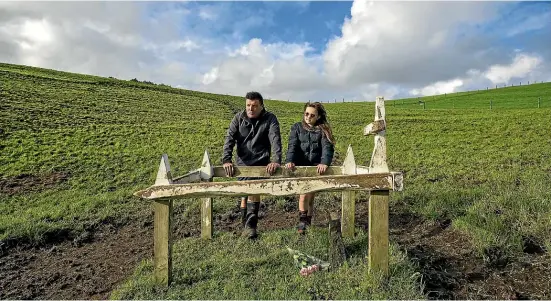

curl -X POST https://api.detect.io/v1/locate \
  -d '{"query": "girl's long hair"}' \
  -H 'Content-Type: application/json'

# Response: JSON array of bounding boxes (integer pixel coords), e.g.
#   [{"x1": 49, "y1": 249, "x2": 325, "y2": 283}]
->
[{"x1": 301, "y1": 101, "x2": 335, "y2": 144}]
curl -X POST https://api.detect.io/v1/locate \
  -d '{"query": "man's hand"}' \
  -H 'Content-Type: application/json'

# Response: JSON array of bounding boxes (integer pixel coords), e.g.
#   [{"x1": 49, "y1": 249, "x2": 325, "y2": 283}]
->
[
  {"x1": 266, "y1": 162, "x2": 280, "y2": 175},
  {"x1": 223, "y1": 162, "x2": 234, "y2": 177},
  {"x1": 317, "y1": 164, "x2": 328, "y2": 175},
  {"x1": 285, "y1": 162, "x2": 295, "y2": 170}
]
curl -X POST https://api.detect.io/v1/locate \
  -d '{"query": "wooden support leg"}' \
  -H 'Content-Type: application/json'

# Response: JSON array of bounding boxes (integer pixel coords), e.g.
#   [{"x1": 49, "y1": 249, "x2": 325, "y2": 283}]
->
[
  {"x1": 368, "y1": 190, "x2": 389, "y2": 276},
  {"x1": 201, "y1": 197, "x2": 213, "y2": 239},
  {"x1": 341, "y1": 191, "x2": 356, "y2": 238},
  {"x1": 154, "y1": 199, "x2": 173, "y2": 285}
]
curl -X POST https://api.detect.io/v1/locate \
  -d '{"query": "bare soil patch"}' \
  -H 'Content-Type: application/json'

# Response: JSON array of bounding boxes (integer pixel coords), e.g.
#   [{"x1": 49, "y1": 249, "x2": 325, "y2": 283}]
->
[
  {"x1": 0, "y1": 172, "x2": 69, "y2": 196},
  {"x1": 355, "y1": 203, "x2": 551, "y2": 300}
]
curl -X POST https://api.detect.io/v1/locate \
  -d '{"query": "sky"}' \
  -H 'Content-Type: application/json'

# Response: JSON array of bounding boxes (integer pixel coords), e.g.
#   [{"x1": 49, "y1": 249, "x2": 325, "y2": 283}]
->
[{"x1": 1, "y1": 0, "x2": 550, "y2": 102}]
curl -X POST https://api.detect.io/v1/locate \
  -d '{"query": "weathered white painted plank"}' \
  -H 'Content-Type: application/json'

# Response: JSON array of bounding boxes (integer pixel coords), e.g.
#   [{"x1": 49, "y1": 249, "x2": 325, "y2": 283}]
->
[
  {"x1": 134, "y1": 173, "x2": 400, "y2": 200},
  {"x1": 172, "y1": 170, "x2": 202, "y2": 184},
  {"x1": 173, "y1": 165, "x2": 372, "y2": 184},
  {"x1": 212, "y1": 166, "x2": 344, "y2": 178}
]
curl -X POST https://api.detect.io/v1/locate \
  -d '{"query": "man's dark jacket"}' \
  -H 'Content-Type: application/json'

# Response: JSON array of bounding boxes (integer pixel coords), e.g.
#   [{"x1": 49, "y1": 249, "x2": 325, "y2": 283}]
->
[
  {"x1": 223, "y1": 109, "x2": 282, "y2": 166},
  {"x1": 285, "y1": 122, "x2": 334, "y2": 166}
]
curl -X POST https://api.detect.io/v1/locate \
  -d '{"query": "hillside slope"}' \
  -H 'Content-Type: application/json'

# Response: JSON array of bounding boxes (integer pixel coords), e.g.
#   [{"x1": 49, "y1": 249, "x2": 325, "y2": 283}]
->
[{"x1": 1, "y1": 63, "x2": 551, "y2": 299}]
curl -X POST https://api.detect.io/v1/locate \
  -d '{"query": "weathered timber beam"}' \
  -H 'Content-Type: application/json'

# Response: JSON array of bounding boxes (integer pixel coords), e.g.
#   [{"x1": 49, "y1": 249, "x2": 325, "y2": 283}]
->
[
  {"x1": 212, "y1": 166, "x2": 344, "y2": 178},
  {"x1": 172, "y1": 165, "x2": 373, "y2": 182},
  {"x1": 363, "y1": 119, "x2": 386, "y2": 135},
  {"x1": 134, "y1": 172, "x2": 402, "y2": 200},
  {"x1": 172, "y1": 170, "x2": 202, "y2": 184}
]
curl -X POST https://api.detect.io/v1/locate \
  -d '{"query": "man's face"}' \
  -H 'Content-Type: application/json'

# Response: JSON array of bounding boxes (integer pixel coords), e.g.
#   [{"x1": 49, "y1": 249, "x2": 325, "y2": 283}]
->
[{"x1": 246, "y1": 98, "x2": 263, "y2": 119}]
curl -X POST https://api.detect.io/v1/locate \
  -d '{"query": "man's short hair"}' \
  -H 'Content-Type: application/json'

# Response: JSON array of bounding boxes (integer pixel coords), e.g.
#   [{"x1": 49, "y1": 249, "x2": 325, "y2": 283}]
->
[{"x1": 245, "y1": 91, "x2": 264, "y2": 106}]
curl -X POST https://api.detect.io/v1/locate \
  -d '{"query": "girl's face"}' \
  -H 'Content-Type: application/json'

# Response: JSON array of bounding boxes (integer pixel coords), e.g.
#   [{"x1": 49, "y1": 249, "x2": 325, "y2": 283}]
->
[{"x1": 303, "y1": 107, "x2": 319, "y2": 126}]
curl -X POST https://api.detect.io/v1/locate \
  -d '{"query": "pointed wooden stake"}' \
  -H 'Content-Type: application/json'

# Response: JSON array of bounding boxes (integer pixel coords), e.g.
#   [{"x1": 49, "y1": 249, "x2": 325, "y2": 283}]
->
[
  {"x1": 341, "y1": 145, "x2": 357, "y2": 238},
  {"x1": 155, "y1": 154, "x2": 173, "y2": 185},
  {"x1": 153, "y1": 154, "x2": 173, "y2": 286},
  {"x1": 200, "y1": 149, "x2": 214, "y2": 180},
  {"x1": 200, "y1": 149, "x2": 214, "y2": 239}
]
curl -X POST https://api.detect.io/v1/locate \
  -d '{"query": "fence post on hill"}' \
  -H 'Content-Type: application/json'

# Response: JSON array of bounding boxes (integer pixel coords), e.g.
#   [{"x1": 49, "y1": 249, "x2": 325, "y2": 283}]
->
[
  {"x1": 538, "y1": 97, "x2": 541, "y2": 108},
  {"x1": 490, "y1": 99, "x2": 493, "y2": 110},
  {"x1": 153, "y1": 154, "x2": 173, "y2": 286},
  {"x1": 200, "y1": 150, "x2": 214, "y2": 239},
  {"x1": 341, "y1": 145, "x2": 357, "y2": 238},
  {"x1": 368, "y1": 96, "x2": 390, "y2": 277}
]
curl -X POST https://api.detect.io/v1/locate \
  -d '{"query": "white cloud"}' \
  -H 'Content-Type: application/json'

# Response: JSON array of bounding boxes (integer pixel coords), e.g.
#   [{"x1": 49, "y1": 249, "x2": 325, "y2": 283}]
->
[
  {"x1": 484, "y1": 53, "x2": 542, "y2": 84},
  {"x1": 202, "y1": 67, "x2": 219, "y2": 85},
  {"x1": 321, "y1": 1, "x2": 508, "y2": 87},
  {"x1": 408, "y1": 53, "x2": 546, "y2": 96},
  {"x1": 410, "y1": 79, "x2": 464, "y2": 97},
  {"x1": 197, "y1": 38, "x2": 323, "y2": 98},
  {"x1": 199, "y1": 5, "x2": 218, "y2": 21}
]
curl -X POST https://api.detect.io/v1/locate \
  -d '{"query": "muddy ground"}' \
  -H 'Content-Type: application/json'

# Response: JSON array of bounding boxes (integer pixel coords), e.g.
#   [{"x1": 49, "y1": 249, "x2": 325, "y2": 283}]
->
[{"x1": 1, "y1": 196, "x2": 549, "y2": 300}]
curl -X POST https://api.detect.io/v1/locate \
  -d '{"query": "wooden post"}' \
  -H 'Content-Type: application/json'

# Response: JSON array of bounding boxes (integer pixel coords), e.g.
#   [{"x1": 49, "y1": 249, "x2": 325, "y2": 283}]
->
[
  {"x1": 538, "y1": 97, "x2": 541, "y2": 108},
  {"x1": 200, "y1": 150, "x2": 214, "y2": 239},
  {"x1": 153, "y1": 154, "x2": 173, "y2": 286},
  {"x1": 341, "y1": 145, "x2": 357, "y2": 238},
  {"x1": 490, "y1": 99, "x2": 493, "y2": 110},
  {"x1": 368, "y1": 96, "x2": 389, "y2": 277}
]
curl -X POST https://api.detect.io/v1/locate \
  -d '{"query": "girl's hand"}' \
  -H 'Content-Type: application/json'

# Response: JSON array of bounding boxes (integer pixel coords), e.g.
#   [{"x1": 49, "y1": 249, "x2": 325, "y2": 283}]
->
[
  {"x1": 317, "y1": 164, "x2": 327, "y2": 175},
  {"x1": 285, "y1": 162, "x2": 295, "y2": 170}
]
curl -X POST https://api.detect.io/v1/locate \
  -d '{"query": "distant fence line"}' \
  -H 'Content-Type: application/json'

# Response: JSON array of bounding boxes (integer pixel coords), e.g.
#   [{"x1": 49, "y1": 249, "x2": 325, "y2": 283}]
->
[
  {"x1": 277, "y1": 80, "x2": 549, "y2": 104},
  {"x1": 395, "y1": 95, "x2": 548, "y2": 110}
]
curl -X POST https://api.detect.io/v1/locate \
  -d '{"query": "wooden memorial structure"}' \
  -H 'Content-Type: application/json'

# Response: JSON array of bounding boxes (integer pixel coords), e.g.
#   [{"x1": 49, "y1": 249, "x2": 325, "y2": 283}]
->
[{"x1": 134, "y1": 96, "x2": 403, "y2": 285}]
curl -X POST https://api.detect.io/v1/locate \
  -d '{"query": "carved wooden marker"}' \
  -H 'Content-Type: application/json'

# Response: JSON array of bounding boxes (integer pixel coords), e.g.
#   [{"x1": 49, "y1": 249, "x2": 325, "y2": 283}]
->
[{"x1": 365, "y1": 96, "x2": 390, "y2": 277}]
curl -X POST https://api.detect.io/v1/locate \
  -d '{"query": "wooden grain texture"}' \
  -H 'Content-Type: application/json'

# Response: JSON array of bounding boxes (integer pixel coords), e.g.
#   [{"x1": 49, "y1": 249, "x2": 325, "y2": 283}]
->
[
  {"x1": 134, "y1": 173, "x2": 398, "y2": 200},
  {"x1": 368, "y1": 190, "x2": 389, "y2": 276},
  {"x1": 341, "y1": 145, "x2": 357, "y2": 238}
]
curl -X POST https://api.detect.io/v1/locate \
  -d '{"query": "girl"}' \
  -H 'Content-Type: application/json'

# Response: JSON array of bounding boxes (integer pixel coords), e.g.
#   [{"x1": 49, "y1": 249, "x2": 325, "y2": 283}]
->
[{"x1": 285, "y1": 102, "x2": 335, "y2": 234}]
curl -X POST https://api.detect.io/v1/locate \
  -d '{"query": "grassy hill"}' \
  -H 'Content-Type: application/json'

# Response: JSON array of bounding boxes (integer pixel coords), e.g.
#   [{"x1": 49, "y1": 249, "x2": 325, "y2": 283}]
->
[{"x1": 2, "y1": 62, "x2": 551, "y2": 299}]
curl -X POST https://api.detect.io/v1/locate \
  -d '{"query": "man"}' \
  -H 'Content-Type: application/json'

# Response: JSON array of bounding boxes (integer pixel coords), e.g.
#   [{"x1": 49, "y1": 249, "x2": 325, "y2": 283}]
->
[{"x1": 222, "y1": 91, "x2": 282, "y2": 239}]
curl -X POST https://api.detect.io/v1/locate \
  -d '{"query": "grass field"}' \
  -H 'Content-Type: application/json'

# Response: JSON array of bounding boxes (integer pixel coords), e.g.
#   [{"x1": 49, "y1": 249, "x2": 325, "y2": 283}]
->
[
  {"x1": 1, "y1": 62, "x2": 551, "y2": 298},
  {"x1": 110, "y1": 227, "x2": 424, "y2": 300}
]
